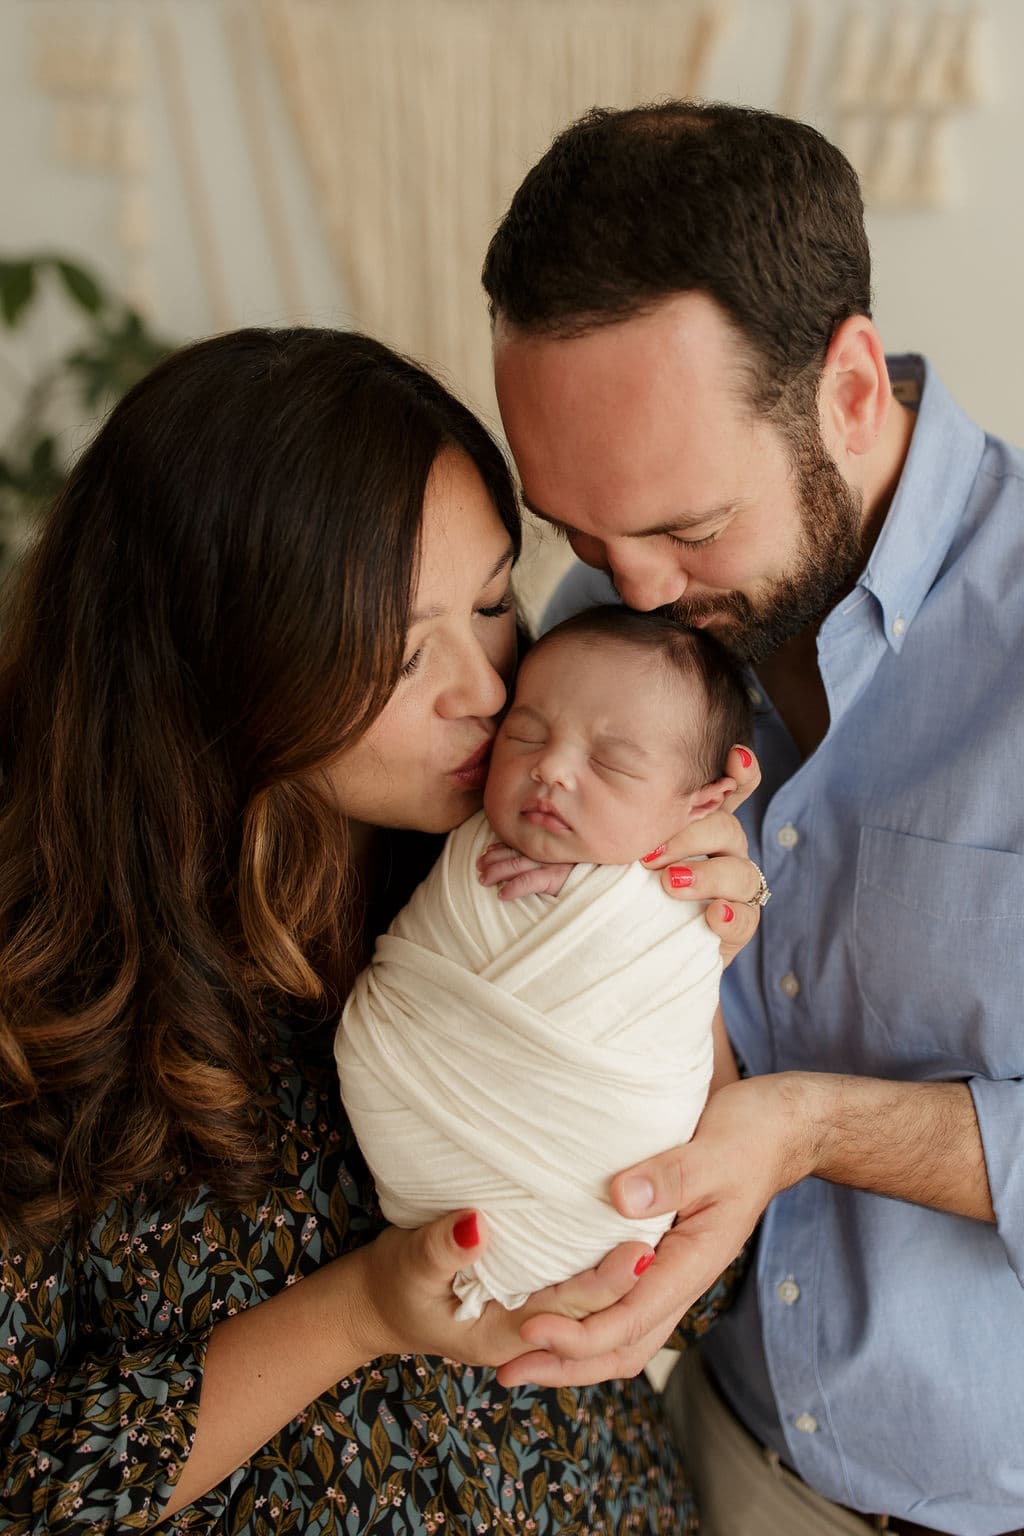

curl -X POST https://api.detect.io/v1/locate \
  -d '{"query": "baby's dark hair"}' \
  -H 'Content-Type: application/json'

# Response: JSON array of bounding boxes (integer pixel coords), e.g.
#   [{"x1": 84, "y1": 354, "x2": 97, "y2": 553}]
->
[{"x1": 533, "y1": 606, "x2": 753, "y2": 785}]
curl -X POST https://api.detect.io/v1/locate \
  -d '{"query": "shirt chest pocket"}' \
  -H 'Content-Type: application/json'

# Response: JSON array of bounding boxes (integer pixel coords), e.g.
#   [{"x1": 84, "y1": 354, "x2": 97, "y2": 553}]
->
[{"x1": 853, "y1": 827, "x2": 1024, "y2": 1077}]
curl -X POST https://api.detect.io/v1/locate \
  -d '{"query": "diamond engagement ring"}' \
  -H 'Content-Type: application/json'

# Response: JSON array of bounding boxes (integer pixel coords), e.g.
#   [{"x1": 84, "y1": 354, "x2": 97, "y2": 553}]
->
[{"x1": 747, "y1": 864, "x2": 772, "y2": 908}]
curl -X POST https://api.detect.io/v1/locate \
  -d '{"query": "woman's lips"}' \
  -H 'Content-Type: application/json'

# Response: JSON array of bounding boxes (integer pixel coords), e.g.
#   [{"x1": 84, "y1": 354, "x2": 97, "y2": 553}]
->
[
  {"x1": 451, "y1": 737, "x2": 493, "y2": 788},
  {"x1": 521, "y1": 797, "x2": 572, "y2": 832}
]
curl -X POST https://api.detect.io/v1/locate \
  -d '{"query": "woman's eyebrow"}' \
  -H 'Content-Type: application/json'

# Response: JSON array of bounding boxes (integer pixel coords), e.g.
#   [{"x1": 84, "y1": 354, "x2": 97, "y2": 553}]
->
[{"x1": 410, "y1": 546, "x2": 515, "y2": 624}]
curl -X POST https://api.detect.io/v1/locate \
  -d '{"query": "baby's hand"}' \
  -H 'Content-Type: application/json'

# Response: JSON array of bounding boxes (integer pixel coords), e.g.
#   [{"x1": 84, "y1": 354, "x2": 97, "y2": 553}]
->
[{"x1": 477, "y1": 841, "x2": 574, "y2": 899}]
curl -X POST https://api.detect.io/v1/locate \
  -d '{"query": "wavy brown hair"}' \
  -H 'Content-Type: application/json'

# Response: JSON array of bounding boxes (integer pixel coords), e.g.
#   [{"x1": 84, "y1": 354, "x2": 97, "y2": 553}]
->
[{"x1": 0, "y1": 327, "x2": 520, "y2": 1246}]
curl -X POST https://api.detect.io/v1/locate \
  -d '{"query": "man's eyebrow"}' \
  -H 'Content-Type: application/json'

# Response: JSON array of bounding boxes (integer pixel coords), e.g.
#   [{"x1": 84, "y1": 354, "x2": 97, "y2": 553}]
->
[
  {"x1": 410, "y1": 546, "x2": 514, "y2": 624},
  {"x1": 520, "y1": 494, "x2": 734, "y2": 539}
]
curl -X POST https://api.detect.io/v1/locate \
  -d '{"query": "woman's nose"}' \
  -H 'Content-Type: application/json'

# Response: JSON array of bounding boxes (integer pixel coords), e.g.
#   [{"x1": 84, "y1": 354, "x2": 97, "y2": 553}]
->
[{"x1": 436, "y1": 641, "x2": 508, "y2": 721}]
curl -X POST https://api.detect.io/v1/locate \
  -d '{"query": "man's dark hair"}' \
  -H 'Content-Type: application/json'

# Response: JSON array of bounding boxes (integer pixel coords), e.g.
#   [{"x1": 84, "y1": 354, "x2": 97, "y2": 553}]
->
[
  {"x1": 533, "y1": 606, "x2": 753, "y2": 786},
  {"x1": 482, "y1": 101, "x2": 871, "y2": 419}
]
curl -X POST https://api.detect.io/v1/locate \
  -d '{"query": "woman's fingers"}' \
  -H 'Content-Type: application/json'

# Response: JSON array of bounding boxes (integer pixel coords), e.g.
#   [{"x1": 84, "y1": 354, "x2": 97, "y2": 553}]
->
[
  {"x1": 525, "y1": 1240, "x2": 654, "y2": 1322},
  {"x1": 704, "y1": 896, "x2": 760, "y2": 968},
  {"x1": 651, "y1": 851, "x2": 756, "y2": 901},
  {"x1": 722, "y1": 744, "x2": 761, "y2": 811},
  {"x1": 641, "y1": 810, "x2": 749, "y2": 870}
]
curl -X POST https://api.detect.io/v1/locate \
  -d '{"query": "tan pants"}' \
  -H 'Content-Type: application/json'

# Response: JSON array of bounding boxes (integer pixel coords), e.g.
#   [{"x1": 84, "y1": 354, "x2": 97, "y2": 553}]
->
[{"x1": 662, "y1": 1350, "x2": 883, "y2": 1536}]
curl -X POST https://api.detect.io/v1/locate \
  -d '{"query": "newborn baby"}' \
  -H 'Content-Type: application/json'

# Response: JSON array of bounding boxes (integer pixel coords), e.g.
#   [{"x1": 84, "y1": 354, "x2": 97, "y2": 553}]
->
[{"x1": 336, "y1": 606, "x2": 751, "y2": 1318}]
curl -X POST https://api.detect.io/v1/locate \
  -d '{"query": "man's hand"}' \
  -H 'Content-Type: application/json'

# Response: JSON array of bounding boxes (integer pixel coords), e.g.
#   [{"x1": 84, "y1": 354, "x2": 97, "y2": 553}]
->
[
  {"x1": 477, "y1": 840, "x2": 573, "y2": 898},
  {"x1": 497, "y1": 1074, "x2": 801, "y2": 1387},
  {"x1": 497, "y1": 1069, "x2": 994, "y2": 1388}
]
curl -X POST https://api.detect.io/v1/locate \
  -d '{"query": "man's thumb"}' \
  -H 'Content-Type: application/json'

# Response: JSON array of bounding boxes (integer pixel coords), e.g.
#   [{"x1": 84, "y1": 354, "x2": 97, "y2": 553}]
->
[{"x1": 611, "y1": 1153, "x2": 685, "y2": 1219}]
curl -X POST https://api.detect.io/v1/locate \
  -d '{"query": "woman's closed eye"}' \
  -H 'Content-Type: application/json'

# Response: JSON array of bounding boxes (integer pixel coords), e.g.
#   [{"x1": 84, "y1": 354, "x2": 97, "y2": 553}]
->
[
  {"x1": 400, "y1": 647, "x2": 423, "y2": 679},
  {"x1": 477, "y1": 590, "x2": 514, "y2": 619}
]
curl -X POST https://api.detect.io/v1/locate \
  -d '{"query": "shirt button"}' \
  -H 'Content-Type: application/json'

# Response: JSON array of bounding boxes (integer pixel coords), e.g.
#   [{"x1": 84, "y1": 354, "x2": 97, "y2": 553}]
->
[
  {"x1": 777, "y1": 824, "x2": 799, "y2": 849},
  {"x1": 892, "y1": 615, "x2": 906, "y2": 638},
  {"x1": 794, "y1": 1413, "x2": 818, "y2": 1434},
  {"x1": 777, "y1": 1278, "x2": 801, "y2": 1305},
  {"x1": 779, "y1": 973, "x2": 801, "y2": 998}
]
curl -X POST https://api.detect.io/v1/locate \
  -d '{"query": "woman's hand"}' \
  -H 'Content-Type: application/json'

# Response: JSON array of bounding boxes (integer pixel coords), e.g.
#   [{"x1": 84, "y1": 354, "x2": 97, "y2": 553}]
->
[
  {"x1": 477, "y1": 841, "x2": 573, "y2": 899},
  {"x1": 639, "y1": 745, "x2": 763, "y2": 968},
  {"x1": 351, "y1": 1209, "x2": 654, "y2": 1368}
]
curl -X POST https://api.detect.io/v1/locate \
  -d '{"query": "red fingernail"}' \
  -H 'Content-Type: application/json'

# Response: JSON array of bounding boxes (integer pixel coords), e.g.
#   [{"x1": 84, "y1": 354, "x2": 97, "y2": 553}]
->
[
  {"x1": 634, "y1": 1252, "x2": 655, "y2": 1276},
  {"x1": 722, "y1": 903, "x2": 735, "y2": 923},
  {"x1": 454, "y1": 1213, "x2": 479, "y2": 1249},
  {"x1": 641, "y1": 844, "x2": 667, "y2": 864},
  {"x1": 669, "y1": 866, "x2": 694, "y2": 889},
  {"x1": 736, "y1": 747, "x2": 752, "y2": 768}
]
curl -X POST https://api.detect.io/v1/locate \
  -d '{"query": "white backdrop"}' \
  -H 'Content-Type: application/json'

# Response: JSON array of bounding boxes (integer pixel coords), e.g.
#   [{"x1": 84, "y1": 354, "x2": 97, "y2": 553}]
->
[{"x1": 2, "y1": 0, "x2": 1020, "y2": 451}]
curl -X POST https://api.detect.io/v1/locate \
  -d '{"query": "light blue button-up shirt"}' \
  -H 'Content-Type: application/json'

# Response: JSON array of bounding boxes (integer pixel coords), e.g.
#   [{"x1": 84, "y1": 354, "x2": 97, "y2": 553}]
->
[{"x1": 543, "y1": 358, "x2": 1024, "y2": 1536}]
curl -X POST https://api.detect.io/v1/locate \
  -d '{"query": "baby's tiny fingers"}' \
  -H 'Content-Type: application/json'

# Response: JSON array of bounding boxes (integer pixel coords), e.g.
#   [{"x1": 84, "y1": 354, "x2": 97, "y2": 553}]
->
[{"x1": 478, "y1": 851, "x2": 542, "y2": 886}]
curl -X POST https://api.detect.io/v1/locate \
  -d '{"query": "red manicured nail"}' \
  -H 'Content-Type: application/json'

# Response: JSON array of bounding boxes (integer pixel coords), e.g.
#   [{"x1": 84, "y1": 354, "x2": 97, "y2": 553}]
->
[
  {"x1": 722, "y1": 903, "x2": 735, "y2": 923},
  {"x1": 634, "y1": 1252, "x2": 655, "y2": 1276},
  {"x1": 454, "y1": 1213, "x2": 480, "y2": 1249},
  {"x1": 641, "y1": 844, "x2": 667, "y2": 864},
  {"x1": 736, "y1": 747, "x2": 753, "y2": 768},
  {"x1": 669, "y1": 866, "x2": 695, "y2": 889}
]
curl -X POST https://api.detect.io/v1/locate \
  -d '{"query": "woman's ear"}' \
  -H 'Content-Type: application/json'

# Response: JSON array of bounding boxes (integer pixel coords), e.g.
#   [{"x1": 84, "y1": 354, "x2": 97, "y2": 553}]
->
[{"x1": 682, "y1": 775, "x2": 737, "y2": 822}]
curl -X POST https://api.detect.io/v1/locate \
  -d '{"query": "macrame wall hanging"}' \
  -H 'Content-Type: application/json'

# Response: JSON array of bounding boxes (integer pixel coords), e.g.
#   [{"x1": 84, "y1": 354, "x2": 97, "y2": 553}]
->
[
  {"x1": 261, "y1": 0, "x2": 732, "y2": 423},
  {"x1": 31, "y1": 14, "x2": 155, "y2": 318},
  {"x1": 830, "y1": 1, "x2": 989, "y2": 210}
]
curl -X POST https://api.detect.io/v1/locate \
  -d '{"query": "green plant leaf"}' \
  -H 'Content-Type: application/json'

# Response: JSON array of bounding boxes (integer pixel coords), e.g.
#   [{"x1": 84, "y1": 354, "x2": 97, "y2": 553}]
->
[
  {"x1": 30, "y1": 434, "x2": 57, "y2": 480},
  {"x1": 0, "y1": 261, "x2": 36, "y2": 326},
  {"x1": 53, "y1": 258, "x2": 104, "y2": 314}
]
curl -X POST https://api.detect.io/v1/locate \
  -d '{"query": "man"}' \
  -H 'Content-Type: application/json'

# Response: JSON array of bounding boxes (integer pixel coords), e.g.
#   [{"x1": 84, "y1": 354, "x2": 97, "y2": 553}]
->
[{"x1": 481, "y1": 103, "x2": 1024, "y2": 1536}]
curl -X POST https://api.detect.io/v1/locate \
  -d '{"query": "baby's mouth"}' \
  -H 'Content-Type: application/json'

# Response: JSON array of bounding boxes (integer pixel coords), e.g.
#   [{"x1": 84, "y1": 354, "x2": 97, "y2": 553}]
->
[{"x1": 521, "y1": 797, "x2": 573, "y2": 832}]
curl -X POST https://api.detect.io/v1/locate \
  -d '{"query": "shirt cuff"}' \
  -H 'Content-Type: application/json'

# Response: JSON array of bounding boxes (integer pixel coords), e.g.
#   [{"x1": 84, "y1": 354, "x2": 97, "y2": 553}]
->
[{"x1": 970, "y1": 1075, "x2": 1024, "y2": 1286}]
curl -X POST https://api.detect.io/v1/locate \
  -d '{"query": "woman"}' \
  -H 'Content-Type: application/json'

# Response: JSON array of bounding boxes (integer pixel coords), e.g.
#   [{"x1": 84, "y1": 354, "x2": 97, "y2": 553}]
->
[{"x1": 0, "y1": 329, "x2": 751, "y2": 1534}]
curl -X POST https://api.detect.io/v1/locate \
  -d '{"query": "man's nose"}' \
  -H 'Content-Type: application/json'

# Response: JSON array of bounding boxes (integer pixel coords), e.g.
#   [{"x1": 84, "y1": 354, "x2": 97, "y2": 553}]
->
[{"x1": 606, "y1": 541, "x2": 689, "y2": 612}]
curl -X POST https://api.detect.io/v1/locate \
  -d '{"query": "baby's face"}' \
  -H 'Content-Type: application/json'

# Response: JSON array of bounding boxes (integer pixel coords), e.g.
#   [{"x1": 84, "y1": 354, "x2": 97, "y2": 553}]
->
[{"x1": 484, "y1": 635, "x2": 704, "y2": 865}]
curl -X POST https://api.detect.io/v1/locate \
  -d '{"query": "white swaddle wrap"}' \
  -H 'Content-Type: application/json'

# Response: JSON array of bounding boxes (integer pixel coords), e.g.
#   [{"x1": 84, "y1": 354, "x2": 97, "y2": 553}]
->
[{"x1": 336, "y1": 810, "x2": 721, "y2": 1319}]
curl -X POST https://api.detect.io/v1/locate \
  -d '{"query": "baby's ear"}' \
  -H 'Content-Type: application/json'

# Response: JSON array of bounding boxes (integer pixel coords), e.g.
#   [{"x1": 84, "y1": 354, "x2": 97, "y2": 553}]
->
[{"x1": 682, "y1": 775, "x2": 737, "y2": 822}]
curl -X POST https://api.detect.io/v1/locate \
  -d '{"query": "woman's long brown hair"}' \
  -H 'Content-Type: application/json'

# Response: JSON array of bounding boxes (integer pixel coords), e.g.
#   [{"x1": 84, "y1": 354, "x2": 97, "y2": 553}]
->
[{"x1": 0, "y1": 328, "x2": 520, "y2": 1246}]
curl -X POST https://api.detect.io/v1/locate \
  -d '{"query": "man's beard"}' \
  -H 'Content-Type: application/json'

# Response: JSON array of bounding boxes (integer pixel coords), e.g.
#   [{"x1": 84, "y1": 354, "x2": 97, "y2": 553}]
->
[{"x1": 661, "y1": 421, "x2": 865, "y2": 665}]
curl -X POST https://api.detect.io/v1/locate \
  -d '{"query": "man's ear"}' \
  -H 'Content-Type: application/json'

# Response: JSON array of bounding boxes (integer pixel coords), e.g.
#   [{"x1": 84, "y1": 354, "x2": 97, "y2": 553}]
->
[{"x1": 682, "y1": 775, "x2": 737, "y2": 822}]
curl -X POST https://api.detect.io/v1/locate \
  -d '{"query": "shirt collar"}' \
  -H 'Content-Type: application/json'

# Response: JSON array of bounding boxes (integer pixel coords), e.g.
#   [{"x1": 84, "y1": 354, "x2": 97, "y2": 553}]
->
[{"x1": 848, "y1": 355, "x2": 986, "y2": 653}]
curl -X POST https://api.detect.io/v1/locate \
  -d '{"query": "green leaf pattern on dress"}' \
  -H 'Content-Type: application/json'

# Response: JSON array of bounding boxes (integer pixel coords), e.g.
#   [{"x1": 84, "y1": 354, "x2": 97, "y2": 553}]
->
[{"x1": 1, "y1": 1031, "x2": 741, "y2": 1533}]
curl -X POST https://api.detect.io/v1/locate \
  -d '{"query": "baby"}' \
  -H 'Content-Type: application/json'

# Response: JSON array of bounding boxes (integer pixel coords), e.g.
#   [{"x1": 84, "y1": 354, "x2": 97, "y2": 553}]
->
[{"x1": 336, "y1": 606, "x2": 752, "y2": 1318}]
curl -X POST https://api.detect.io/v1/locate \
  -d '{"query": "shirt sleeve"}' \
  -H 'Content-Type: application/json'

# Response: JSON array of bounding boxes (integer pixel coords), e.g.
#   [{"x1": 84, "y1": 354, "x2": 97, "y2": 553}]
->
[
  {"x1": 969, "y1": 1075, "x2": 1024, "y2": 1286},
  {"x1": 0, "y1": 1241, "x2": 206, "y2": 1533}
]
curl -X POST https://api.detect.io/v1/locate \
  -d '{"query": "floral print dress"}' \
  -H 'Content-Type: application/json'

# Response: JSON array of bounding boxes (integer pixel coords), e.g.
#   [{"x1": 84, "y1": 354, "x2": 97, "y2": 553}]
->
[{"x1": 0, "y1": 1030, "x2": 740, "y2": 1535}]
